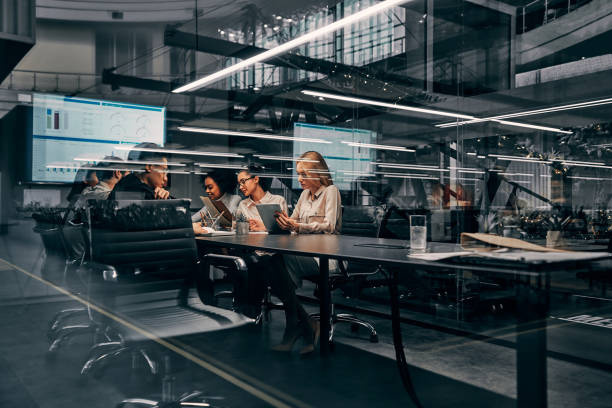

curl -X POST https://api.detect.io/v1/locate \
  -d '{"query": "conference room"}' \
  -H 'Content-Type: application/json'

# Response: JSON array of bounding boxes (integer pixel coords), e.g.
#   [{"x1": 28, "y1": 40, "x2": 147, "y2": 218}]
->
[{"x1": 1, "y1": 1, "x2": 611, "y2": 407}]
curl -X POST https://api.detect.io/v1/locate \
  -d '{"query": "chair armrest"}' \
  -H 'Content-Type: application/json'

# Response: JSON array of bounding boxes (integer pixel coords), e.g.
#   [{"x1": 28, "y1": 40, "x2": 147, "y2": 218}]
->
[
  {"x1": 202, "y1": 254, "x2": 248, "y2": 272},
  {"x1": 78, "y1": 262, "x2": 119, "y2": 282}
]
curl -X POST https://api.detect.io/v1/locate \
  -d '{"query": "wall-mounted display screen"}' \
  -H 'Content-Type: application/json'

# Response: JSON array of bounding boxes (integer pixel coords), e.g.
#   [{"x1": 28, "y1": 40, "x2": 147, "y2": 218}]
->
[
  {"x1": 292, "y1": 122, "x2": 375, "y2": 191},
  {"x1": 31, "y1": 93, "x2": 165, "y2": 183}
]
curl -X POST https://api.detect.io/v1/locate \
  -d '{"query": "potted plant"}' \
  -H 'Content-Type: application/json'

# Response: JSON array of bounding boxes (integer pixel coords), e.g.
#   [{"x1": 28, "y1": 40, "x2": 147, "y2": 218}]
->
[{"x1": 235, "y1": 212, "x2": 249, "y2": 235}]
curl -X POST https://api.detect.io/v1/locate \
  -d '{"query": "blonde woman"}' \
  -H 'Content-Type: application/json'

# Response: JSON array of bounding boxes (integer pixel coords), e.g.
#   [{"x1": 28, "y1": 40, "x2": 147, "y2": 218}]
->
[{"x1": 271, "y1": 151, "x2": 341, "y2": 354}]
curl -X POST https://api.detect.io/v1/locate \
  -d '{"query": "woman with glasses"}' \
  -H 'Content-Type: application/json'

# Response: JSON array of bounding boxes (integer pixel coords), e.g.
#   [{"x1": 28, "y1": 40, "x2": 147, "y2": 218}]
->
[
  {"x1": 228, "y1": 164, "x2": 288, "y2": 317},
  {"x1": 271, "y1": 151, "x2": 341, "y2": 355},
  {"x1": 236, "y1": 164, "x2": 288, "y2": 231}
]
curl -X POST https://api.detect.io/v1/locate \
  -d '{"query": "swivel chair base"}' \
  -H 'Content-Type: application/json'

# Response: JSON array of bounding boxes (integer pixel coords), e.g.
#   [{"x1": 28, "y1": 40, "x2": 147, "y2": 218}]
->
[{"x1": 310, "y1": 304, "x2": 378, "y2": 343}]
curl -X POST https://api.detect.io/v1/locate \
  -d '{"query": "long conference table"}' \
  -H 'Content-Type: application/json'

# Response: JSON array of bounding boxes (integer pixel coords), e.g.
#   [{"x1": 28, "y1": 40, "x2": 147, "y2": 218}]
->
[{"x1": 196, "y1": 233, "x2": 608, "y2": 408}]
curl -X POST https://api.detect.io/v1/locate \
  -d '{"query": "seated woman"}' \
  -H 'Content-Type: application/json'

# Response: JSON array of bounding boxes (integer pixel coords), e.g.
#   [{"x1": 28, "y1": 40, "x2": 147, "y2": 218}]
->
[
  {"x1": 192, "y1": 169, "x2": 241, "y2": 233},
  {"x1": 236, "y1": 164, "x2": 288, "y2": 231},
  {"x1": 231, "y1": 164, "x2": 288, "y2": 316},
  {"x1": 272, "y1": 151, "x2": 341, "y2": 354}
]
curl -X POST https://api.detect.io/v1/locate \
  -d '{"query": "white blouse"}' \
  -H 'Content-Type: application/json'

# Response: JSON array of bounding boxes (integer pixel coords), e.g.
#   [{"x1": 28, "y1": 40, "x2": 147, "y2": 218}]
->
[{"x1": 290, "y1": 184, "x2": 341, "y2": 234}]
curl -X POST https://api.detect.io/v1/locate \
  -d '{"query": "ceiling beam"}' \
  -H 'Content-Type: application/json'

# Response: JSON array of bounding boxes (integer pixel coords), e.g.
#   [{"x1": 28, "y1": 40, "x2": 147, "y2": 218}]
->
[{"x1": 164, "y1": 28, "x2": 417, "y2": 89}]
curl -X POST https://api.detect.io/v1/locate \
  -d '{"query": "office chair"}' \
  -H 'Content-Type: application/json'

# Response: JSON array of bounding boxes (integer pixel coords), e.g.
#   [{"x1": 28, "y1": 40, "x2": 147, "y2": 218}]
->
[
  {"x1": 197, "y1": 252, "x2": 284, "y2": 324},
  {"x1": 78, "y1": 199, "x2": 252, "y2": 407},
  {"x1": 307, "y1": 206, "x2": 383, "y2": 343}
]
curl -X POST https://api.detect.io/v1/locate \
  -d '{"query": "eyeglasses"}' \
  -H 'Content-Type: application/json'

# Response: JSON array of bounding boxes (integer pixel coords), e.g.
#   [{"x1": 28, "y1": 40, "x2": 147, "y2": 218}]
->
[{"x1": 238, "y1": 176, "x2": 254, "y2": 186}]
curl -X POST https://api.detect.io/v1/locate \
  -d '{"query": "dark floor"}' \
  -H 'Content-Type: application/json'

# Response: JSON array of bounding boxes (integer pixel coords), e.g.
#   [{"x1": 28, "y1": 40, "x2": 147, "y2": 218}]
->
[{"x1": 1, "y1": 218, "x2": 611, "y2": 408}]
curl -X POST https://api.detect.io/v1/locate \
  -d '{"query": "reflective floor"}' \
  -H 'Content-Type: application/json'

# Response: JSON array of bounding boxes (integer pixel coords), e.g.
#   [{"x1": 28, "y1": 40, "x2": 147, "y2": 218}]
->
[{"x1": 1, "y1": 217, "x2": 611, "y2": 408}]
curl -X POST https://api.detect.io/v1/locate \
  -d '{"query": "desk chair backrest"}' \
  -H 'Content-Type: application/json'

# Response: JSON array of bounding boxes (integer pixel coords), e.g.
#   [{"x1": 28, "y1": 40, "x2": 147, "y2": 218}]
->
[
  {"x1": 341, "y1": 206, "x2": 385, "y2": 238},
  {"x1": 86, "y1": 199, "x2": 197, "y2": 284}
]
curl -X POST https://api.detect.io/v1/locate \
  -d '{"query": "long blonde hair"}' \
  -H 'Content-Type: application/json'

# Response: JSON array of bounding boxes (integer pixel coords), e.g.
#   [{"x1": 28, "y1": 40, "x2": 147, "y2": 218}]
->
[{"x1": 297, "y1": 151, "x2": 333, "y2": 186}]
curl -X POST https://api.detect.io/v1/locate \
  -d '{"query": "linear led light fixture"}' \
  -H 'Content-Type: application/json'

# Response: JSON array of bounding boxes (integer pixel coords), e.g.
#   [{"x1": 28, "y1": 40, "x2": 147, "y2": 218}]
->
[
  {"x1": 173, "y1": 0, "x2": 411, "y2": 92},
  {"x1": 449, "y1": 167, "x2": 485, "y2": 174},
  {"x1": 196, "y1": 163, "x2": 247, "y2": 170},
  {"x1": 340, "y1": 141, "x2": 415, "y2": 152},
  {"x1": 383, "y1": 173, "x2": 438, "y2": 180},
  {"x1": 179, "y1": 126, "x2": 332, "y2": 144},
  {"x1": 47, "y1": 164, "x2": 147, "y2": 173},
  {"x1": 489, "y1": 154, "x2": 552, "y2": 164},
  {"x1": 568, "y1": 176, "x2": 612, "y2": 181},
  {"x1": 255, "y1": 155, "x2": 319, "y2": 163},
  {"x1": 376, "y1": 163, "x2": 449, "y2": 172},
  {"x1": 371, "y1": 162, "x2": 439, "y2": 169},
  {"x1": 489, "y1": 154, "x2": 541, "y2": 160},
  {"x1": 115, "y1": 145, "x2": 243, "y2": 158},
  {"x1": 499, "y1": 172, "x2": 534, "y2": 177},
  {"x1": 494, "y1": 120, "x2": 573, "y2": 134},
  {"x1": 377, "y1": 171, "x2": 437, "y2": 178},
  {"x1": 437, "y1": 118, "x2": 572, "y2": 134},
  {"x1": 339, "y1": 170, "x2": 376, "y2": 177},
  {"x1": 560, "y1": 160, "x2": 610, "y2": 169},
  {"x1": 561, "y1": 159, "x2": 604, "y2": 166},
  {"x1": 338, "y1": 178, "x2": 381, "y2": 183},
  {"x1": 72, "y1": 166, "x2": 191, "y2": 175},
  {"x1": 303, "y1": 90, "x2": 475, "y2": 120},
  {"x1": 438, "y1": 97, "x2": 612, "y2": 128},
  {"x1": 73, "y1": 157, "x2": 186, "y2": 167}
]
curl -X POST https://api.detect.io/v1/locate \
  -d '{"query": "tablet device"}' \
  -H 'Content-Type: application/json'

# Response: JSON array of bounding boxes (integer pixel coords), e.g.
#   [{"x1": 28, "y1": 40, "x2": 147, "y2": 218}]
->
[
  {"x1": 199, "y1": 196, "x2": 233, "y2": 228},
  {"x1": 255, "y1": 203, "x2": 290, "y2": 234}
]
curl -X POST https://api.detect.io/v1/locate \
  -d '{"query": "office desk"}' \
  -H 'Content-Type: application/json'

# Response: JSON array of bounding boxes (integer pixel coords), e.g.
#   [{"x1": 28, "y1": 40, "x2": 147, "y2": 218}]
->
[{"x1": 196, "y1": 234, "x2": 608, "y2": 408}]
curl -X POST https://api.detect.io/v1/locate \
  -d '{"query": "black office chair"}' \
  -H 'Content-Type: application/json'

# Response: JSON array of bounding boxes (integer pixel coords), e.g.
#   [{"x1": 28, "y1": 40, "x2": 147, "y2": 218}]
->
[
  {"x1": 32, "y1": 206, "x2": 99, "y2": 354},
  {"x1": 196, "y1": 252, "x2": 284, "y2": 325},
  {"x1": 308, "y1": 206, "x2": 383, "y2": 343},
  {"x1": 78, "y1": 199, "x2": 252, "y2": 406},
  {"x1": 46, "y1": 217, "x2": 98, "y2": 352}
]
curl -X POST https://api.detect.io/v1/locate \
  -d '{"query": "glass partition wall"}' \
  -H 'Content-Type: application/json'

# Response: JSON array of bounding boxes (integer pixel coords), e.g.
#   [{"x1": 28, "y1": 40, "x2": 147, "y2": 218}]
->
[{"x1": 3, "y1": 1, "x2": 611, "y2": 407}]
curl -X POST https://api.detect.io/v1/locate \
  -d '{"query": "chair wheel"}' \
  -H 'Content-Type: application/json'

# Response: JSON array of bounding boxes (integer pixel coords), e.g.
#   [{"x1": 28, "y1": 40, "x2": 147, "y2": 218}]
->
[
  {"x1": 369, "y1": 334, "x2": 379, "y2": 343},
  {"x1": 350, "y1": 323, "x2": 360, "y2": 333}
]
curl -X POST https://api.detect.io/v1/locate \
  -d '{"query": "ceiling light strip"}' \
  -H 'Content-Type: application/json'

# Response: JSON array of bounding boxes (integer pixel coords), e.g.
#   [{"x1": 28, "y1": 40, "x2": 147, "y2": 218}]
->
[
  {"x1": 376, "y1": 164, "x2": 449, "y2": 172},
  {"x1": 341, "y1": 141, "x2": 415, "y2": 152},
  {"x1": 196, "y1": 163, "x2": 248, "y2": 170},
  {"x1": 303, "y1": 90, "x2": 475, "y2": 120},
  {"x1": 73, "y1": 157, "x2": 186, "y2": 167},
  {"x1": 437, "y1": 97, "x2": 612, "y2": 129},
  {"x1": 115, "y1": 145, "x2": 243, "y2": 158},
  {"x1": 173, "y1": 0, "x2": 412, "y2": 92},
  {"x1": 255, "y1": 155, "x2": 319, "y2": 162},
  {"x1": 179, "y1": 126, "x2": 332, "y2": 144}
]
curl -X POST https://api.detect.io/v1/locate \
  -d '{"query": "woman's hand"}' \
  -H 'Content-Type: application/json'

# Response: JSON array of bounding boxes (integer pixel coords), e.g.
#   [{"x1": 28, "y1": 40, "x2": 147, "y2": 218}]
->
[
  {"x1": 275, "y1": 211, "x2": 299, "y2": 232},
  {"x1": 249, "y1": 219, "x2": 266, "y2": 232}
]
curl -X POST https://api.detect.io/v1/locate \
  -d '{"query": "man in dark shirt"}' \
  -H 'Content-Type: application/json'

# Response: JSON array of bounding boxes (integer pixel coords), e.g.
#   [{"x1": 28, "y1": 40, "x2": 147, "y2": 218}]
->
[{"x1": 108, "y1": 143, "x2": 172, "y2": 200}]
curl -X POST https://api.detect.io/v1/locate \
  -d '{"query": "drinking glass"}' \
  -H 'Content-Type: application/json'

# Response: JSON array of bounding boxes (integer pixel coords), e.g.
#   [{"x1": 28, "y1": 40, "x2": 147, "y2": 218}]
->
[{"x1": 410, "y1": 215, "x2": 427, "y2": 251}]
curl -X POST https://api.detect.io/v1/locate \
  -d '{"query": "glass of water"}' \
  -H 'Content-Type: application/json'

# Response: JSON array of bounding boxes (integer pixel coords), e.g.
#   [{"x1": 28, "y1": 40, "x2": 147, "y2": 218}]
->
[{"x1": 410, "y1": 215, "x2": 427, "y2": 251}]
